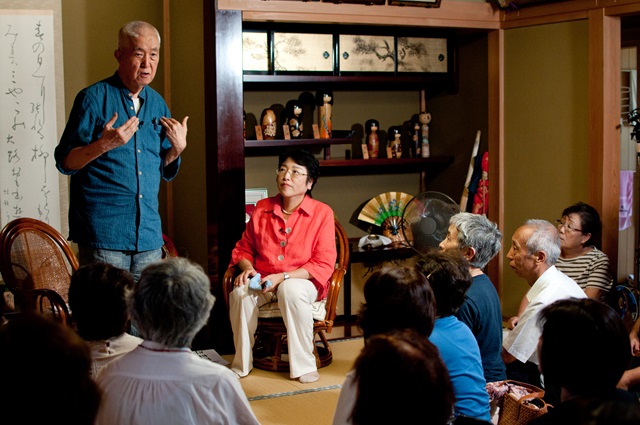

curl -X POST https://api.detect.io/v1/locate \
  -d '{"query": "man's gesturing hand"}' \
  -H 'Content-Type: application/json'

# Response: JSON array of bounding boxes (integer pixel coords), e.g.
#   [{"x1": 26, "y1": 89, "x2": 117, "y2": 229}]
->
[
  {"x1": 99, "y1": 113, "x2": 139, "y2": 152},
  {"x1": 161, "y1": 116, "x2": 189, "y2": 165}
]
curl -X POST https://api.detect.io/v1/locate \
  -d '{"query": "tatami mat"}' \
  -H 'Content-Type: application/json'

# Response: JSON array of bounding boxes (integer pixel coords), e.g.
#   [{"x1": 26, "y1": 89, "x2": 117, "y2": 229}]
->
[
  {"x1": 223, "y1": 338, "x2": 364, "y2": 425},
  {"x1": 250, "y1": 388, "x2": 343, "y2": 425}
]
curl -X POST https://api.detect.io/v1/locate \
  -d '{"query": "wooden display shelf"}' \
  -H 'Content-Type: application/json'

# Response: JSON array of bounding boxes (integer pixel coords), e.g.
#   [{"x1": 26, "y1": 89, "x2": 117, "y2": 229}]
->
[
  {"x1": 319, "y1": 156, "x2": 453, "y2": 184},
  {"x1": 245, "y1": 138, "x2": 453, "y2": 177},
  {"x1": 243, "y1": 74, "x2": 455, "y2": 92},
  {"x1": 245, "y1": 137, "x2": 353, "y2": 159},
  {"x1": 320, "y1": 156, "x2": 452, "y2": 167},
  {"x1": 244, "y1": 138, "x2": 352, "y2": 149}
]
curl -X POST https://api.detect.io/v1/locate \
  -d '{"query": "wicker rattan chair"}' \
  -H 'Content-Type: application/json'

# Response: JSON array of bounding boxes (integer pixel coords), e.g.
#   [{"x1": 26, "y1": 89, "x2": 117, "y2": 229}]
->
[
  {"x1": 0, "y1": 218, "x2": 78, "y2": 318},
  {"x1": 223, "y1": 217, "x2": 350, "y2": 372},
  {"x1": 30, "y1": 288, "x2": 72, "y2": 326}
]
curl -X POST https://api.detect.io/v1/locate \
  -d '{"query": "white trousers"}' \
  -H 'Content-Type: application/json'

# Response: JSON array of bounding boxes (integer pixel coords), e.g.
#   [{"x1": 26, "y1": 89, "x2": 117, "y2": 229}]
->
[{"x1": 229, "y1": 278, "x2": 318, "y2": 379}]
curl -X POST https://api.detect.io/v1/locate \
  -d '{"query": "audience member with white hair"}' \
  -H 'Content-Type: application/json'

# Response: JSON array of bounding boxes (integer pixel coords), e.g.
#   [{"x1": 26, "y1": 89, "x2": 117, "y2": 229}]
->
[
  {"x1": 439, "y1": 212, "x2": 505, "y2": 383},
  {"x1": 95, "y1": 257, "x2": 259, "y2": 425},
  {"x1": 502, "y1": 219, "x2": 586, "y2": 391}
]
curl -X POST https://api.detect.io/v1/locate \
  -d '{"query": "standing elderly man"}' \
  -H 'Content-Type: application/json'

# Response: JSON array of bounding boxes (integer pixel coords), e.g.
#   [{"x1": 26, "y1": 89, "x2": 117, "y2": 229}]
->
[
  {"x1": 439, "y1": 212, "x2": 506, "y2": 383},
  {"x1": 55, "y1": 21, "x2": 188, "y2": 281},
  {"x1": 502, "y1": 219, "x2": 586, "y2": 386}
]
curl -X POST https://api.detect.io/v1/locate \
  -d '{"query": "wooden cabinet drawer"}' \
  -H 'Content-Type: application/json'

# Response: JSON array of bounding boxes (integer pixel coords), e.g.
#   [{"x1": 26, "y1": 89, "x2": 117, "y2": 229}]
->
[
  {"x1": 273, "y1": 32, "x2": 333, "y2": 72},
  {"x1": 397, "y1": 37, "x2": 447, "y2": 73},
  {"x1": 339, "y1": 34, "x2": 395, "y2": 72}
]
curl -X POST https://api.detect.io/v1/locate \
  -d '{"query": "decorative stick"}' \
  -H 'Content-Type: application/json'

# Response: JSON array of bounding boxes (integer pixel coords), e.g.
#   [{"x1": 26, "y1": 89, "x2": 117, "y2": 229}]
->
[{"x1": 460, "y1": 130, "x2": 481, "y2": 211}]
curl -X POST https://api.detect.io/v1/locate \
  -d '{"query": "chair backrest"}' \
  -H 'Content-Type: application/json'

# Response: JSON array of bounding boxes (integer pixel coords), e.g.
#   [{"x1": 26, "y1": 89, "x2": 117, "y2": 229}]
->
[
  {"x1": 323, "y1": 218, "x2": 350, "y2": 326},
  {"x1": 30, "y1": 288, "x2": 71, "y2": 327},
  {"x1": 0, "y1": 218, "x2": 79, "y2": 307}
]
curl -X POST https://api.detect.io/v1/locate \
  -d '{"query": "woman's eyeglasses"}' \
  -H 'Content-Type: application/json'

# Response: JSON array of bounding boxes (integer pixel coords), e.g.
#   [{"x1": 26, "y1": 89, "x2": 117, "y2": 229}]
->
[
  {"x1": 556, "y1": 219, "x2": 582, "y2": 233},
  {"x1": 276, "y1": 168, "x2": 307, "y2": 179}
]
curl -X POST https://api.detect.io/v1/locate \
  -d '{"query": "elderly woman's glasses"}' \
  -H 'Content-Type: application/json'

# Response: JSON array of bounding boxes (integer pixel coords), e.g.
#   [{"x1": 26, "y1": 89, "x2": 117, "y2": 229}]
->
[
  {"x1": 556, "y1": 219, "x2": 582, "y2": 233},
  {"x1": 276, "y1": 167, "x2": 307, "y2": 179}
]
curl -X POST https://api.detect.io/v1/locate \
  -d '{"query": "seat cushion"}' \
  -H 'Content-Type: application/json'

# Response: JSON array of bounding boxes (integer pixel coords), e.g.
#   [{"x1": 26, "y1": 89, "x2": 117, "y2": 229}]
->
[{"x1": 258, "y1": 300, "x2": 327, "y2": 321}]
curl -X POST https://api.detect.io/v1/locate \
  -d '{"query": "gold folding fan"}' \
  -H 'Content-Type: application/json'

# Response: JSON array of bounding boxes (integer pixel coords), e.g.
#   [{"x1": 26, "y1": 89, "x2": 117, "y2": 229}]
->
[
  {"x1": 358, "y1": 192, "x2": 414, "y2": 246},
  {"x1": 358, "y1": 191, "x2": 414, "y2": 225}
]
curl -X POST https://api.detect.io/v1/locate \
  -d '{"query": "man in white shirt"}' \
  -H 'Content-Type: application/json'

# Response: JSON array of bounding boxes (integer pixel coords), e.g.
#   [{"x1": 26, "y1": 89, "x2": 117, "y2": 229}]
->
[{"x1": 502, "y1": 219, "x2": 587, "y2": 386}]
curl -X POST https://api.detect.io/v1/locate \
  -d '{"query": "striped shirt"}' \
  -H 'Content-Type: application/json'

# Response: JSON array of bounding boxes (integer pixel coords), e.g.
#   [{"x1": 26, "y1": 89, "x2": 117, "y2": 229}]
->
[{"x1": 556, "y1": 247, "x2": 613, "y2": 297}]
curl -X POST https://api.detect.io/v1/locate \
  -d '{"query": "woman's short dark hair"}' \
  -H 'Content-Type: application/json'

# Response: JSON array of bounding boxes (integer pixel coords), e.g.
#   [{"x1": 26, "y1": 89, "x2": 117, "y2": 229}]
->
[
  {"x1": 69, "y1": 263, "x2": 134, "y2": 341},
  {"x1": 358, "y1": 266, "x2": 436, "y2": 340},
  {"x1": 537, "y1": 298, "x2": 630, "y2": 397},
  {"x1": 415, "y1": 250, "x2": 472, "y2": 317},
  {"x1": 351, "y1": 329, "x2": 454, "y2": 425},
  {"x1": 562, "y1": 202, "x2": 602, "y2": 248},
  {"x1": 279, "y1": 149, "x2": 320, "y2": 195}
]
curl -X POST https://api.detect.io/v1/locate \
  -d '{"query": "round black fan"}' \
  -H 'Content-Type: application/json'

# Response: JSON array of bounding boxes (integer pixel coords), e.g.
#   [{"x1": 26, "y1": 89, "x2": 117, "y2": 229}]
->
[{"x1": 401, "y1": 191, "x2": 461, "y2": 254}]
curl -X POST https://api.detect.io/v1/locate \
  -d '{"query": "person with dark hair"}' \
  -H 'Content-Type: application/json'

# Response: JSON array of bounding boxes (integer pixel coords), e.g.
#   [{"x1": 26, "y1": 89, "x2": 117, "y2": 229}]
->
[
  {"x1": 96, "y1": 258, "x2": 258, "y2": 425},
  {"x1": 55, "y1": 21, "x2": 188, "y2": 281},
  {"x1": 503, "y1": 220, "x2": 586, "y2": 387},
  {"x1": 351, "y1": 329, "x2": 454, "y2": 425},
  {"x1": 0, "y1": 314, "x2": 101, "y2": 425},
  {"x1": 440, "y1": 212, "x2": 505, "y2": 383},
  {"x1": 229, "y1": 148, "x2": 335, "y2": 384},
  {"x1": 69, "y1": 263, "x2": 142, "y2": 376},
  {"x1": 554, "y1": 202, "x2": 613, "y2": 301},
  {"x1": 332, "y1": 266, "x2": 439, "y2": 425},
  {"x1": 530, "y1": 298, "x2": 638, "y2": 425},
  {"x1": 416, "y1": 250, "x2": 492, "y2": 423},
  {"x1": 357, "y1": 266, "x2": 437, "y2": 340}
]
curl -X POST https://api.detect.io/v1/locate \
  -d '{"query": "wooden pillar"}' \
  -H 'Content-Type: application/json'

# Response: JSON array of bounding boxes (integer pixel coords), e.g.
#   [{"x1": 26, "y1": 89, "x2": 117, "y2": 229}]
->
[
  {"x1": 162, "y1": 0, "x2": 174, "y2": 239},
  {"x1": 203, "y1": 0, "x2": 245, "y2": 352},
  {"x1": 588, "y1": 9, "x2": 620, "y2": 269},
  {"x1": 487, "y1": 28, "x2": 504, "y2": 295}
]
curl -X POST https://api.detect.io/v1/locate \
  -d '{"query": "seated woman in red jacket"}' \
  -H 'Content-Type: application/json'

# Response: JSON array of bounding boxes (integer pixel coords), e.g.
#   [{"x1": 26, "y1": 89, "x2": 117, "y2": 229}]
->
[{"x1": 228, "y1": 149, "x2": 336, "y2": 384}]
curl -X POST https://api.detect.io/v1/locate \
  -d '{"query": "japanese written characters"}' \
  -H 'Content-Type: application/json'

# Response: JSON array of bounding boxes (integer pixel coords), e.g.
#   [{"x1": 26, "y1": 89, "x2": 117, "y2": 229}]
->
[{"x1": 1, "y1": 11, "x2": 60, "y2": 229}]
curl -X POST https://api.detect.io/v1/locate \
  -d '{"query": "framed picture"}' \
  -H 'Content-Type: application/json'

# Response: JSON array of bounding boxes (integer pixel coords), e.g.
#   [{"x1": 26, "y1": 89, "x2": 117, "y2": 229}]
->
[
  {"x1": 389, "y1": 0, "x2": 441, "y2": 7},
  {"x1": 245, "y1": 188, "x2": 268, "y2": 222}
]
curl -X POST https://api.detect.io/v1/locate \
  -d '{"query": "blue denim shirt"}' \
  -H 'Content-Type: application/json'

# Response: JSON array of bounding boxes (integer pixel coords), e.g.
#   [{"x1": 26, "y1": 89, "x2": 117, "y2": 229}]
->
[{"x1": 55, "y1": 72, "x2": 180, "y2": 251}]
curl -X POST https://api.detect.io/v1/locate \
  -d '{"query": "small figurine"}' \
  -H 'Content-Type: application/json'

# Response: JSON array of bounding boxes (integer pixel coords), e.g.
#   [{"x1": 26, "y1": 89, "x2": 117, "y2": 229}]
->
[
  {"x1": 419, "y1": 111, "x2": 431, "y2": 158},
  {"x1": 365, "y1": 119, "x2": 380, "y2": 159},
  {"x1": 413, "y1": 119, "x2": 421, "y2": 158},
  {"x1": 388, "y1": 126, "x2": 402, "y2": 159},
  {"x1": 316, "y1": 90, "x2": 333, "y2": 139},
  {"x1": 298, "y1": 92, "x2": 316, "y2": 139},
  {"x1": 284, "y1": 100, "x2": 303, "y2": 139},
  {"x1": 291, "y1": 105, "x2": 303, "y2": 138},
  {"x1": 261, "y1": 108, "x2": 277, "y2": 140}
]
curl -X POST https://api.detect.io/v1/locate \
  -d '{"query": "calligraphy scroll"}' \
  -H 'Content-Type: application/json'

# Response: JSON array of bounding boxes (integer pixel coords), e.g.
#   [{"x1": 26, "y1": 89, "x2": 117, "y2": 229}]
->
[{"x1": 0, "y1": 10, "x2": 61, "y2": 229}]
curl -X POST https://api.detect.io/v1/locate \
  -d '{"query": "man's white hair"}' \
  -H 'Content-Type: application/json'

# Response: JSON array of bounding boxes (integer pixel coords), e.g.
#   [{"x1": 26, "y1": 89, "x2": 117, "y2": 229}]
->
[{"x1": 118, "y1": 21, "x2": 161, "y2": 50}]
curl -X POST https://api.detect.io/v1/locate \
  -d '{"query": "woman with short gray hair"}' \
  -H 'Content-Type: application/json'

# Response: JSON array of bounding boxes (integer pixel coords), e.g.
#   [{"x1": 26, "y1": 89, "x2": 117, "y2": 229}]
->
[{"x1": 96, "y1": 258, "x2": 259, "y2": 425}]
